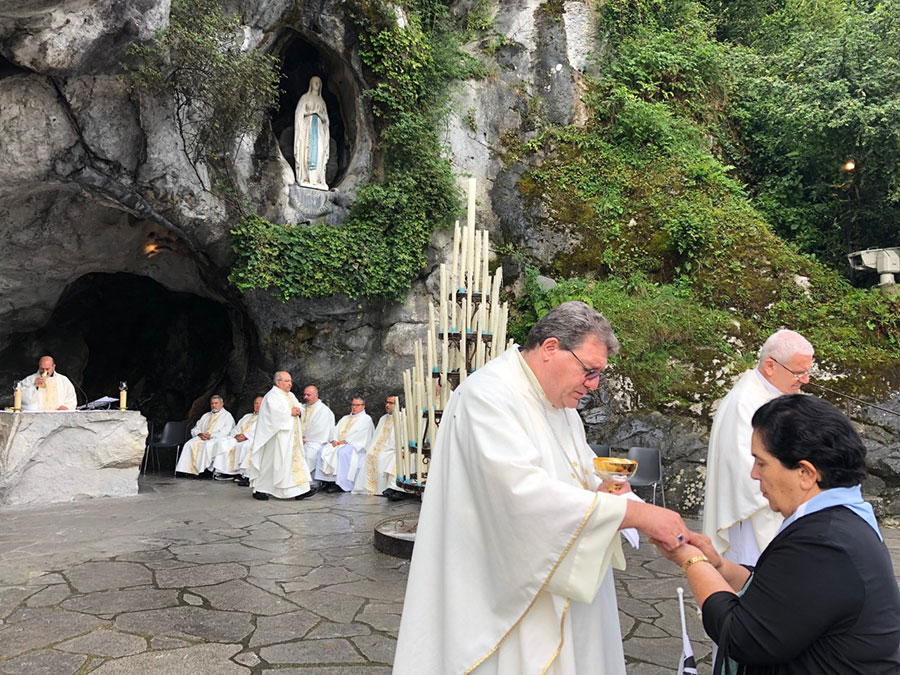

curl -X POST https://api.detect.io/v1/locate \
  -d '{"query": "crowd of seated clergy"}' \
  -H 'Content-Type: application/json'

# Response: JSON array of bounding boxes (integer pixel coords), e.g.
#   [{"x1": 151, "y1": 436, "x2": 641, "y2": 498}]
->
[{"x1": 173, "y1": 381, "x2": 405, "y2": 499}]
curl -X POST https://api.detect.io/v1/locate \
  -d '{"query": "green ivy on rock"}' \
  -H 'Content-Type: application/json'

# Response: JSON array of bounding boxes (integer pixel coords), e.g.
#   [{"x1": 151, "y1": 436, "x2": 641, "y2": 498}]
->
[{"x1": 229, "y1": 0, "x2": 481, "y2": 301}]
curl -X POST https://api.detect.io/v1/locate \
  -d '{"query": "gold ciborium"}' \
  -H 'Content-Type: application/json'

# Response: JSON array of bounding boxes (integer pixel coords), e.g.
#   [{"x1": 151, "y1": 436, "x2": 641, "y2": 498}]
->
[{"x1": 593, "y1": 456, "x2": 638, "y2": 493}]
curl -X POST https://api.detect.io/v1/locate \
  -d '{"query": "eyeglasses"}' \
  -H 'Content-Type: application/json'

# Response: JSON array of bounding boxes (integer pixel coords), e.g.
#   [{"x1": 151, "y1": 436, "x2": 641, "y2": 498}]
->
[
  {"x1": 771, "y1": 358, "x2": 813, "y2": 380},
  {"x1": 567, "y1": 349, "x2": 606, "y2": 382}
]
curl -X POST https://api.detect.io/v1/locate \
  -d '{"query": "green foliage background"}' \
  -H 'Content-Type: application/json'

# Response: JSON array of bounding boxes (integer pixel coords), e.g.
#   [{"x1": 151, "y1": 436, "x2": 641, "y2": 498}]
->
[{"x1": 509, "y1": 0, "x2": 900, "y2": 406}]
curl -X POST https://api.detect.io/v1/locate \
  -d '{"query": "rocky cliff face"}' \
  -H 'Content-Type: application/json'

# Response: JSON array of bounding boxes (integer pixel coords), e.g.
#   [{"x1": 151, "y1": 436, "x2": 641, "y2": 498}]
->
[{"x1": 0, "y1": 0, "x2": 897, "y2": 512}]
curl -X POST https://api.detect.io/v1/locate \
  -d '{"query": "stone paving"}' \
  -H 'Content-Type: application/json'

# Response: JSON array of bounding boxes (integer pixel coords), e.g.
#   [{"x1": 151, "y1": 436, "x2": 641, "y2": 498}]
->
[{"x1": 1, "y1": 476, "x2": 898, "y2": 674}]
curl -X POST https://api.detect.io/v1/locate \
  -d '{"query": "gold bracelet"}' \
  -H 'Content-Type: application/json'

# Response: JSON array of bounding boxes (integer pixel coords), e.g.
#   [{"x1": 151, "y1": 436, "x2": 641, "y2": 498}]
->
[{"x1": 680, "y1": 555, "x2": 710, "y2": 574}]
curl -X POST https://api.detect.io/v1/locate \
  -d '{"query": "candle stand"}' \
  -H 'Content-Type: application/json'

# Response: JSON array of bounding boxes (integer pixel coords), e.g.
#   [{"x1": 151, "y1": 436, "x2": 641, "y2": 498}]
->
[{"x1": 376, "y1": 178, "x2": 511, "y2": 558}]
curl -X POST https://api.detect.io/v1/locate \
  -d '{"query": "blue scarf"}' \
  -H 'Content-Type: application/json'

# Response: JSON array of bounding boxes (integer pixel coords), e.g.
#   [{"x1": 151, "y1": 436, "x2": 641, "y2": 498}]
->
[{"x1": 777, "y1": 485, "x2": 882, "y2": 541}]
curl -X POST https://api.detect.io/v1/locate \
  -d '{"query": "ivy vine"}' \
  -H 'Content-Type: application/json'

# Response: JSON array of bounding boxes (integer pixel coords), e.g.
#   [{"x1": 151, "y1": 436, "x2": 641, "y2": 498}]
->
[{"x1": 229, "y1": 0, "x2": 481, "y2": 301}]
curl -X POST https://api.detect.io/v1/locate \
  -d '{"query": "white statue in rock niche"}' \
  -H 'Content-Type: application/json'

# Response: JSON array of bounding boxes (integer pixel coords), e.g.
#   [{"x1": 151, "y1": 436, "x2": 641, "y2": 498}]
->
[{"x1": 294, "y1": 76, "x2": 330, "y2": 190}]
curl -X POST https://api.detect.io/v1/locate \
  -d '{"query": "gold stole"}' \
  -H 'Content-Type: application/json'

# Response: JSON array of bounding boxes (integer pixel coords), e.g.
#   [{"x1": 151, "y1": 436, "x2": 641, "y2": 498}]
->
[
  {"x1": 190, "y1": 412, "x2": 221, "y2": 473},
  {"x1": 40, "y1": 376, "x2": 58, "y2": 411},
  {"x1": 285, "y1": 392, "x2": 310, "y2": 486},
  {"x1": 365, "y1": 417, "x2": 394, "y2": 495},
  {"x1": 337, "y1": 414, "x2": 357, "y2": 442},
  {"x1": 227, "y1": 414, "x2": 258, "y2": 472}
]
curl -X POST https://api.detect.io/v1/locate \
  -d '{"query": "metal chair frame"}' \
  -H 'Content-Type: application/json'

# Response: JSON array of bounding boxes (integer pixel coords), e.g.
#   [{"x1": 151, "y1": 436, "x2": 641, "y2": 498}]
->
[
  {"x1": 142, "y1": 420, "x2": 188, "y2": 475},
  {"x1": 626, "y1": 446, "x2": 666, "y2": 507}
]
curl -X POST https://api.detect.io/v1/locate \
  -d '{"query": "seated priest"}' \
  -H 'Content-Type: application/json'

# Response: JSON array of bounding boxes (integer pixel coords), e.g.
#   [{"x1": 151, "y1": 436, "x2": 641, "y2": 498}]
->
[
  {"x1": 19, "y1": 355, "x2": 78, "y2": 411},
  {"x1": 300, "y1": 385, "x2": 336, "y2": 484},
  {"x1": 211, "y1": 395, "x2": 263, "y2": 481},
  {"x1": 351, "y1": 395, "x2": 399, "y2": 495},
  {"x1": 315, "y1": 396, "x2": 375, "y2": 493},
  {"x1": 175, "y1": 395, "x2": 235, "y2": 477}
]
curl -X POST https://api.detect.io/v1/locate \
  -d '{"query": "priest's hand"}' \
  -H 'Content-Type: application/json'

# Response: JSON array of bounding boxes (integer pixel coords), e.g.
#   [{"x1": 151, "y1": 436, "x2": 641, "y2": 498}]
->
[
  {"x1": 621, "y1": 501, "x2": 690, "y2": 551},
  {"x1": 235, "y1": 433, "x2": 247, "y2": 442},
  {"x1": 598, "y1": 481, "x2": 632, "y2": 494},
  {"x1": 291, "y1": 406, "x2": 302, "y2": 417},
  {"x1": 34, "y1": 376, "x2": 46, "y2": 387},
  {"x1": 199, "y1": 432, "x2": 211, "y2": 441},
  {"x1": 331, "y1": 440, "x2": 346, "y2": 447}
]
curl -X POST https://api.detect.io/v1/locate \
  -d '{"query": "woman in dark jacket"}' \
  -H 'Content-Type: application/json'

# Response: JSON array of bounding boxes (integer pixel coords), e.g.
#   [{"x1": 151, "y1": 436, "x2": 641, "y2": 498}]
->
[{"x1": 657, "y1": 395, "x2": 900, "y2": 674}]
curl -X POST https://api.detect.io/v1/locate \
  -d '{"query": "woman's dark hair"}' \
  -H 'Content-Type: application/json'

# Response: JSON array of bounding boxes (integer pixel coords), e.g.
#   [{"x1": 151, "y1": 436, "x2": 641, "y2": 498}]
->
[{"x1": 751, "y1": 395, "x2": 867, "y2": 488}]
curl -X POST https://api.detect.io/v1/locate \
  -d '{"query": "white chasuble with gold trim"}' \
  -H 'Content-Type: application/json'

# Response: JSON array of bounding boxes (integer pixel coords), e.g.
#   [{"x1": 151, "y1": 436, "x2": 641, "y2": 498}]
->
[
  {"x1": 175, "y1": 408, "x2": 236, "y2": 475},
  {"x1": 248, "y1": 386, "x2": 311, "y2": 499},
  {"x1": 395, "y1": 346, "x2": 628, "y2": 675}
]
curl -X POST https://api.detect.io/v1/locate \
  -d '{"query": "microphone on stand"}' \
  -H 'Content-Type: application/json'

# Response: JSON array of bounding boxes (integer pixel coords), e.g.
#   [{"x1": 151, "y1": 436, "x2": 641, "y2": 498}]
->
[{"x1": 72, "y1": 378, "x2": 90, "y2": 410}]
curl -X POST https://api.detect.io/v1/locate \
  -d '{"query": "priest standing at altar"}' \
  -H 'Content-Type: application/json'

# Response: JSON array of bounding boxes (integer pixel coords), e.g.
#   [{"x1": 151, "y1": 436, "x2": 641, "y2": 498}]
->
[
  {"x1": 19, "y1": 355, "x2": 77, "y2": 411},
  {"x1": 315, "y1": 396, "x2": 375, "y2": 492},
  {"x1": 248, "y1": 371, "x2": 315, "y2": 501},
  {"x1": 394, "y1": 301, "x2": 689, "y2": 675}
]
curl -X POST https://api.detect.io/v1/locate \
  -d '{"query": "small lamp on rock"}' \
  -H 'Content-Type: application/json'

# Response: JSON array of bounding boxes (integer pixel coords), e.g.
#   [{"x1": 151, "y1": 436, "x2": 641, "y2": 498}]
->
[{"x1": 118, "y1": 381, "x2": 128, "y2": 411}]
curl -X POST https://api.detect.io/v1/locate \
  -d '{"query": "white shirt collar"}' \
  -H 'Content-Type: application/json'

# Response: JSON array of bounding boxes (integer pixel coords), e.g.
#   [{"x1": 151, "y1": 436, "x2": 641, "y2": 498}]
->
[{"x1": 755, "y1": 367, "x2": 784, "y2": 396}]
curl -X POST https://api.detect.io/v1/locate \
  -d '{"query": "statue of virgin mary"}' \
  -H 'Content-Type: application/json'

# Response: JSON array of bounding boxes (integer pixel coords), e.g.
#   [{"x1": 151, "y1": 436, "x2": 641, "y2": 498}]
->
[{"x1": 293, "y1": 76, "x2": 330, "y2": 190}]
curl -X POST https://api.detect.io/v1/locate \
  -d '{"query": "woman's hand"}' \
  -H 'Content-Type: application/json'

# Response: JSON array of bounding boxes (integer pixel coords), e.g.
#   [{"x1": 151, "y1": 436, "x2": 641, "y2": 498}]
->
[
  {"x1": 650, "y1": 539, "x2": 702, "y2": 566},
  {"x1": 686, "y1": 532, "x2": 724, "y2": 569}
]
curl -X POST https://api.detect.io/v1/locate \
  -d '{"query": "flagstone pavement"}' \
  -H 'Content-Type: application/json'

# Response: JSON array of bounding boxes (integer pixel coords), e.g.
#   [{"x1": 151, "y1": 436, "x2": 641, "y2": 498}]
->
[{"x1": 1, "y1": 476, "x2": 898, "y2": 675}]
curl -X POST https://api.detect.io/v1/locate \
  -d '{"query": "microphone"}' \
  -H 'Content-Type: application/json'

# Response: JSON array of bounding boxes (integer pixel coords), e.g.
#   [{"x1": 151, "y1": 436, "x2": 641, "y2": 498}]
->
[{"x1": 71, "y1": 378, "x2": 90, "y2": 409}]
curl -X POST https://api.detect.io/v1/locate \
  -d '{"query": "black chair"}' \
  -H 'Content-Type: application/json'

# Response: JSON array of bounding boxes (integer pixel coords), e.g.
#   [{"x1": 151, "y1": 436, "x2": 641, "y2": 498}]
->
[
  {"x1": 626, "y1": 446, "x2": 665, "y2": 507},
  {"x1": 142, "y1": 420, "x2": 188, "y2": 475},
  {"x1": 589, "y1": 443, "x2": 610, "y2": 457}
]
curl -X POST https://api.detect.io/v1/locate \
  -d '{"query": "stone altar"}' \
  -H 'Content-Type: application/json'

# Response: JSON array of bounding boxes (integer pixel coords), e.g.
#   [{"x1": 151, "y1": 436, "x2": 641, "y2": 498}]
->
[{"x1": 0, "y1": 411, "x2": 147, "y2": 506}]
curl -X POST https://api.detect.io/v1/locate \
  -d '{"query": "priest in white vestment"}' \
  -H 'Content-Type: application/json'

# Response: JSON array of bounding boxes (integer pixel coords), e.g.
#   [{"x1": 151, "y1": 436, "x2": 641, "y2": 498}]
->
[
  {"x1": 19, "y1": 356, "x2": 78, "y2": 411},
  {"x1": 248, "y1": 371, "x2": 315, "y2": 500},
  {"x1": 211, "y1": 396, "x2": 262, "y2": 479},
  {"x1": 351, "y1": 395, "x2": 398, "y2": 495},
  {"x1": 395, "y1": 301, "x2": 689, "y2": 675},
  {"x1": 702, "y1": 329, "x2": 814, "y2": 564},
  {"x1": 175, "y1": 396, "x2": 235, "y2": 476},
  {"x1": 316, "y1": 396, "x2": 375, "y2": 492},
  {"x1": 300, "y1": 385, "x2": 336, "y2": 482}
]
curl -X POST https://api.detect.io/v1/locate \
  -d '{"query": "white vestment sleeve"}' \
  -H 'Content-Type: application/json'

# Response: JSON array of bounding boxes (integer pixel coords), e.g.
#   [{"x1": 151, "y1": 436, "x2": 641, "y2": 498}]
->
[
  {"x1": 58, "y1": 376, "x2": 77, "y2": 409},
  {"x1": 546, "y1": 501, "x2": 626, "y2": 604}
]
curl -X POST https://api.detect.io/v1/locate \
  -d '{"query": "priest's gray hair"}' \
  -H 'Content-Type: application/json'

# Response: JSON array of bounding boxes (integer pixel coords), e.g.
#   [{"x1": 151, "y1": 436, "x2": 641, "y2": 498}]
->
[
  {"x1": 758, "y1": 330, "x2": 814, "y2": 364},
  {"x1": 273, "y1": 371, "x2": 290, "y2": 384},
  {"x1": 524, "y1": 301, "x2": 620, "y2": 355},
  {"x1": 211, "y1": 395, "x2": 223, "y2": 403}
]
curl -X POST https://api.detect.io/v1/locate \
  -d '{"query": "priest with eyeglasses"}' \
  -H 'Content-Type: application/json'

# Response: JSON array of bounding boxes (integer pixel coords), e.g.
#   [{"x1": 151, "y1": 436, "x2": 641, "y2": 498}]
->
[
  {"x1": 702, "y1": 329, "x2": 814, "y2": 566},
  {"x1": 395, "y1": 301, "x2": 689, "y2": 675}
]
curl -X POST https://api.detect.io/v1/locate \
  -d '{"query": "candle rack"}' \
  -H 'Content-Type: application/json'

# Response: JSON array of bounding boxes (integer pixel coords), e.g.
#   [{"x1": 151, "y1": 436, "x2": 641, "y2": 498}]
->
[{"x1": 393, "y1": 178, "x2": 509, "y2": 494}]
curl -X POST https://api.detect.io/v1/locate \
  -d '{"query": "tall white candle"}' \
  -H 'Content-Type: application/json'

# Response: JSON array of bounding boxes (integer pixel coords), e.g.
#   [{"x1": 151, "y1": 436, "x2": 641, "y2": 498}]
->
[
  {"x1": 451, "y1": 222, "x2": 460, "y2": 285},
  {"x1": 475, "y1": 302, "x2": 486, "y2": 368},
  {"x1": 459, "y1": 223, "x2": 468, "y2": 292},
  {"x1": 439, "y1": 264, "x2": 448, "y2": 338},
  {"x1": 472, "y1": 229, "x2": 481, "y2": 295},
  {"x1": 399, "y1": 408, "x2": 409, "y2": 480},
  {"x1": 404, "y1": 371, "x2": 413, "y2": 438},
  {"x1": 478, "y1": 230, "x2": 491, "y2": 300},
  {"x1": 393, "y1": 409, "x2": 403, "y2": 483},
  {"x1": 459, "y1": 295, "x2": 468, "y2": 382}
]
